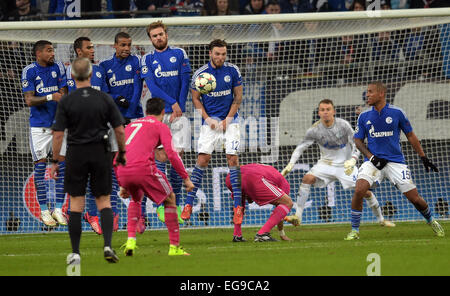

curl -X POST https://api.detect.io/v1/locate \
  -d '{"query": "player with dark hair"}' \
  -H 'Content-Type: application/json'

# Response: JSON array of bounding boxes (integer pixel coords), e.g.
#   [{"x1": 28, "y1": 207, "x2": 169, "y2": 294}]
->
[
  {"x1": 21, "y1": 40, "x2": 68, "y2": 227},
  {"x1": 116, "y1": 98, "x2": 194, "y2": 256},
  {"x1": 100, "y1": 31, "x2": 143, "y2": 124},
  {"x1": 345, "y1": 81, "x2": 444, "y2": 240},
  {"x1": 65, "y1": 36, "x2": 121, "y2": 234},
  {"x1": 225, "y1": 163, "x2": 298, "y2": 242},
  {"x1": 282, "y1": 99, "x2": 394, "y2": 227},
  {"x1": 140, "y1": 21, "x2": 191, "y2": 225},
  {"x1": 51, "y1": 57, "x2": 126, "y2": 264},
  {"x1": 181, "y1": 39, "x2": 244, "y2": 226}
]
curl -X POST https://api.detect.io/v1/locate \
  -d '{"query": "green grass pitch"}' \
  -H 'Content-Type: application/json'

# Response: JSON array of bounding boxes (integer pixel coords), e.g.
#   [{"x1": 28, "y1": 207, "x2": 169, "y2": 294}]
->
[{"x1": 0, "y1": 221, "x2": 448, "y2": 276}]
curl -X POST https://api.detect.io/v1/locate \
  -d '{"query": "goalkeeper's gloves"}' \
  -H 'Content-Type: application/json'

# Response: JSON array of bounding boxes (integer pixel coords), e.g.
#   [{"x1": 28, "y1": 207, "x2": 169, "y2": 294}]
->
[
  {"x1": 370, "y1": 155, "x2": 388, "y2": 170},
  {"x1": 421, "y1": 156, "x2": 438, "y2": 172},
  {"x1": 233, "y1": 206, "x2": 244, "y2": 225},
  {"x1": 344, "y1": 157, "x2": 357, "y2": 176},
  {"x1": 116, "y1": 96, "x2": 130, "y2": 108},
  {"x1": 281, "y1": 163, "x2": 294, "y2": 176}
]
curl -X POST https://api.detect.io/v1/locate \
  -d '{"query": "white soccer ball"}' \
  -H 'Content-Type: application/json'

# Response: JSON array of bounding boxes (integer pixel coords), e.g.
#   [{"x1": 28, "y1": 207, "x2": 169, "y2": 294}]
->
[{"x1": 195, "y1": 72, "x2": 216, "y2": 95}]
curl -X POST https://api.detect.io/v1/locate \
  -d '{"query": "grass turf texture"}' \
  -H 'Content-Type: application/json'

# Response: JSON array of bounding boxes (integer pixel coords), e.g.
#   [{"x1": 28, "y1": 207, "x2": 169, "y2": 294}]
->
[{"x1": 0, "y1": 221, "x2": 448, "y2": 276}]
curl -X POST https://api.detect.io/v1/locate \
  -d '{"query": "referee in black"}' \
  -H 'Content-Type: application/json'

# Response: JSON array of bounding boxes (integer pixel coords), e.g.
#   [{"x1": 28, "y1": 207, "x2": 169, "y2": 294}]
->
[{"x1": 50, "y1": 57, "x2": 126, "y2": 265}]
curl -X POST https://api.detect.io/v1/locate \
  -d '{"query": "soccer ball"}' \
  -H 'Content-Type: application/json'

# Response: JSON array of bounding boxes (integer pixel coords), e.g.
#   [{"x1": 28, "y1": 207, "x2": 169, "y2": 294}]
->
[{"x1": 195, "y1": 72, "x2": 216, "y2": 95}]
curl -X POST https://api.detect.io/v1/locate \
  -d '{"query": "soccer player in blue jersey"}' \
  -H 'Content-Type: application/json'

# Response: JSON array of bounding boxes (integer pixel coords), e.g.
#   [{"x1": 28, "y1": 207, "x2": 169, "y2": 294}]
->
[
  {"x1": 65, "y1": 37, "x2": 121, "y2": 234},
  {"x1": 140, "y1": 21, "x2": 191, "y2": 225},
  {"x1": 21, "y1": 40, "x2": 68, "y2": 227},
  {"x1": 345, "y1": 81, "x2": 445, "y2": 240},
  {"x1": 99, "y1": 32, "x2": 143, "y2": 124},
  {"x1": 181, "y1": 39, "x2": 244, "y2": 225}
]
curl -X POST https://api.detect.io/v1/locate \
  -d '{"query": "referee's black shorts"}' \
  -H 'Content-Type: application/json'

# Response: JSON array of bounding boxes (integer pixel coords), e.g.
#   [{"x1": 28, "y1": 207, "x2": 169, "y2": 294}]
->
[{"x1": 64, "y1": 142, "x2": 113, "y2": 197}]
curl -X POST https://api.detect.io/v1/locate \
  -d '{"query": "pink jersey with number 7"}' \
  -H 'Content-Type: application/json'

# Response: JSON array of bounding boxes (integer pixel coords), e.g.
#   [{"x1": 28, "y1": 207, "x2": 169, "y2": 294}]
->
[{"x1": 116, "y1": 116, "x2": 188, "y2": 179}]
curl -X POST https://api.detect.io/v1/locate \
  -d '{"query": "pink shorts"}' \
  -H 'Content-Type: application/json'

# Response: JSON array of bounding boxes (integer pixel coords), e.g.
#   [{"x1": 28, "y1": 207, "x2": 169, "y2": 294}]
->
[
  {"x1": 117, "y1": 171, "x2": 172, "y2": 205},
  {"x1": 245, "y1": 176, "x2": 289, "y2": 206}
]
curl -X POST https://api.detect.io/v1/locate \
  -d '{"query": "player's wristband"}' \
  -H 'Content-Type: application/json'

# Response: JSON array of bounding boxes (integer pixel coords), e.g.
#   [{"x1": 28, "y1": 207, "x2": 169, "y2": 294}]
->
[
  {"x1": 279, "y1": 229, "x2": 286, "y2": 237},
  {"x1": 46, "y1": 94, "x2": 52, "y2": 101},
  {"x1": 50, "y1": 159, "x2": 58, "y2": 164},
  {"x1": 118, "y1": 150, "x2": 126, "y2": 154}
]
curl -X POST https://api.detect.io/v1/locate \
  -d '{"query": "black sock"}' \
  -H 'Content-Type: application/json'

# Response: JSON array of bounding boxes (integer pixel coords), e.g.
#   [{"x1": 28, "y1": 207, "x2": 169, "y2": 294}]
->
[
  {"x1": 100, "y1": 207, "x2": 113, "y2": 248},
  {"x1": 68, "y1": 212, "x2": 82, "y2": 254}
]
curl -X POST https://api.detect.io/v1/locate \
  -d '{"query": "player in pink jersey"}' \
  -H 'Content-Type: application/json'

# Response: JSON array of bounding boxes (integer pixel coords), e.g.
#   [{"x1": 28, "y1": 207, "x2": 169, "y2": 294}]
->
[
  {"x1": 116, "y1": 98, "x2": 194, "y2": 256},
  {"x1": 225, "y1": 163, "x2": 299, "y2": 242}
]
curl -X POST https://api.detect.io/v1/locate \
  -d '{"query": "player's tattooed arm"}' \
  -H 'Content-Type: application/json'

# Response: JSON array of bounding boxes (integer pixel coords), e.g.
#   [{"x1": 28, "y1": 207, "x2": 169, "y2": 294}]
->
[
  {"x1": 24, "y1": 91, "x2": 48, "y2": 107},
  {"x1": 354, "y1": 138, "x2": 373, "y2": 159}
]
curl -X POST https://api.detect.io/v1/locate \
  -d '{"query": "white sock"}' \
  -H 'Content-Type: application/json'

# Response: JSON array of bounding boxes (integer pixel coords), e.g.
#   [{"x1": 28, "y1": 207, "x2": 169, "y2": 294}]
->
[
  {"x1": 364, "y1": 192, "x2": 383, "y2": 222},
  {"x1": 296, "y1": 183, "x2": 311, "y2": 218}
]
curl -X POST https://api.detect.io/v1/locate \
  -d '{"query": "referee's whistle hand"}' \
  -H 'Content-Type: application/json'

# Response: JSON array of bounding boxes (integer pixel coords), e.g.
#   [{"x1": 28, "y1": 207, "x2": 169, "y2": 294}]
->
[
  {"x1": 115, "y1": 154, "x2": 127, "y2": 166},
  {"x1": 50, "y1": 163, "x2": 59, "y2": 180}
]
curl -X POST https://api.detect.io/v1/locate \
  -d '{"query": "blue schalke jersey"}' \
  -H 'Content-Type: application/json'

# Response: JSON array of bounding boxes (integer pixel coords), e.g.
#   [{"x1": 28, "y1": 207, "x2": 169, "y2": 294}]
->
[
  {"x1": 99, "y1": 54, "x2": 143, "y2": 119},
  {"x1": 66, "y1": 64, "x2": 109, "y2": 93},
  {"x1": 354, "y1": 103, "x2": 413, "y2": 163},
  {"x1": 191, "y1": 61, "x2": 243, "y2": 122},
  {"x1": 21, "y1": 61, "x2": 67, "y2": 127},
  {"x1": 141, "y1": 46, "x2": 191, "y2": 113}
]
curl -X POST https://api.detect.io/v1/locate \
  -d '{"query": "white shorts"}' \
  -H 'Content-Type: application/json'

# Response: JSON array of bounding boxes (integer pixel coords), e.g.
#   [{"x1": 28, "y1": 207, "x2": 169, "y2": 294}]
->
[
  {"x1": 156, "y1": 114, "x2": 191, "y2": 151},
  {"x1": 308, "y1": 161, "x2": 358, "y2": 190},
  {"x1": 197, "y1": 123, "x2": 240, "y2": 155},
  {"x1": 29, "y1": 127, "x2": 67, "y2": 161},
  {"x1": 357, "y1": 161, "x2": 416, "y2": 193}
]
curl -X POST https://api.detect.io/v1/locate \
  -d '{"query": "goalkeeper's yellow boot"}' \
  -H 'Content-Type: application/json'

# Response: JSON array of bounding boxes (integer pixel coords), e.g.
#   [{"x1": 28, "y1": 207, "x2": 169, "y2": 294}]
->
[
  {"x1": 177, "y1": 205, "x2": 184, "y2": 224},
  {"x1": 428, "y1": 219, "x2": 445, "y2": 237},
  {"x1": 380, "y1": 220, "x2": 396, "y2": 227},
  {"x1": 284, "y1": 215, "x2": 300, "y2": 226},
  {"x1": 344, "y1": 230, "x2": 360, "y2": 240},
  {"x1": 156, "y1": 205, "x2": 165, "y2": 223},
  {"x1": 120, "y1": 238, "x2": 138, "y2": 256},
  {"x1": 168, "y1": 245, "x2": 190, "y2": 256}
]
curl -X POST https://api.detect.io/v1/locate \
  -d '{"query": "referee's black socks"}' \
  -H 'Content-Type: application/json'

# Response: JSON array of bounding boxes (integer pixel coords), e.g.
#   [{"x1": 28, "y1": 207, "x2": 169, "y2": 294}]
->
[
  {"x1": 68, "y1": 211, "x2": 82, "y2": 254},
  {"x1": 100, "y1": 207, "x2": 114, "y2": 248}
]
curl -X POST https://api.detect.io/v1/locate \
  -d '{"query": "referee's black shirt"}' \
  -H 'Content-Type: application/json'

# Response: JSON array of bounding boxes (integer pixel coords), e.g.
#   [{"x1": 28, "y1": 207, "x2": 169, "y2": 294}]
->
[{"x1": 52, "y1": 87, "x2": 125, "y2": 145}]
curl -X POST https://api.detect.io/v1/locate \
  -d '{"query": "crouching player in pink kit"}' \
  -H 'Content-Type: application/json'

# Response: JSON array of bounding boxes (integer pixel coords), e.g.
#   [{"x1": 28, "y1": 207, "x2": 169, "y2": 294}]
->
[
  {"x1": 225, "y1": 163, "x2": 299, "y2": 242},
  {"x1": 116, "y1": 98, "x2": 195, "y2": 256}
]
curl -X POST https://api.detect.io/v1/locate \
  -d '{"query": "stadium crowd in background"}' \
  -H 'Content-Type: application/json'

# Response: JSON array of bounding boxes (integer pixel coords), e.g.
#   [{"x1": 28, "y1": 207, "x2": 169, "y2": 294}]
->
[{"x1": 1, "y1": 0, "x2": 450, "y2": 21}]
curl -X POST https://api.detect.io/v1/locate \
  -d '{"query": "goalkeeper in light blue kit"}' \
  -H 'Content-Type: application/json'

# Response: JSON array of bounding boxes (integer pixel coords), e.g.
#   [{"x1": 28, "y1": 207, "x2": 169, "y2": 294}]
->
[
  {"x1": 345, "y1": 81, "x2": 444, "y2": 240},
  {"x1": 282, "y1": 99, "x2": 394, "y2": 227},
  {"x1": 181, "y1": 39, "x2": 244, "y2": 225},
  {"x1": 22, "y1": 40, "x2": 68, "y2": 228},
  {"x1": 140, "y1": 21, "x2": 191, "y2": 224}
]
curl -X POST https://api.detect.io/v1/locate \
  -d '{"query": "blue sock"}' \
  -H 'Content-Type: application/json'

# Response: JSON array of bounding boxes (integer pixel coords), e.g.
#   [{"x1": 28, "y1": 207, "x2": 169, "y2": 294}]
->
[
  {"x1": 111, "y1": 168, "x2": 119, "y2": 215},
  {"x1": 156, "y1": 160, "x2": 166, "y2": 175},
  {"x1": 185, "y1": 165, "x2": 205, "y2": 206},
  {"x1": 229, "y1": 166, "x2": 242, "y2": 208},
  {"x1": 34, "y1": 162, "x2": 47, "y2": 210},
  {"x1": 55, "y1": 161, "x2": 65, "y2": 209},
  {"x1": 141, "y1": 197, "x2": 147, "y2": 216},
  {"x1": 420, "y1": 206, "x2": 433, "y2": 223},
  {"x1": 169, "y1": 167, "x2": 183, "y2": 206},
  {"x1": 351, "y1": 209, "x2": 362, "y2": 232}
]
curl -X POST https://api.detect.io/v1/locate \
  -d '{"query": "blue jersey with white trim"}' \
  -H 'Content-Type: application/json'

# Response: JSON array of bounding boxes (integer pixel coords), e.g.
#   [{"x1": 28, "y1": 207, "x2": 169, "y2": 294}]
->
[
  {"x1": 99, "y1": 54, "x2": 143, "y2": 119},
  {"x1": 21, "y1": 61, "x2": 67, "y2": 127},
  {"x1": 354, "y1": 103, "x2": 413, "y2": 163},
  {"x1": 66, "y1": 64, "x2": 109, "y2": 93},
  {"x1": 191, "y1": 61, "x2": 243, "y2": 122},
  {"x1": 141, "y1": 46, "x2": 191, "y2": 113}
]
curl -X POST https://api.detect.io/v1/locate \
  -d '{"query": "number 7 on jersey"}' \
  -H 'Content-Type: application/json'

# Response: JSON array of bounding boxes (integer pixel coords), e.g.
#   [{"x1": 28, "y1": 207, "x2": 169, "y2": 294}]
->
[{"x1": 125, "y1": 123, "x2": 143, "y2": 145}]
